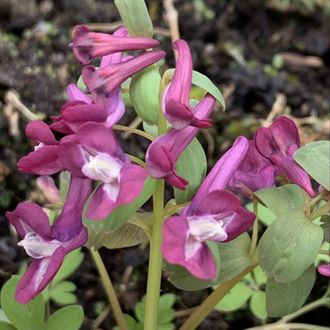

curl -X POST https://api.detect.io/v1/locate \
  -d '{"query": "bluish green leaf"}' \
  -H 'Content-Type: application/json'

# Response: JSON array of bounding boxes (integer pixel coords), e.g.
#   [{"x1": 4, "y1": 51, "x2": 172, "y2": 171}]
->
[
  {"x1": 250, "y1": 291, "x2": 267, "y2": 320},
  {"x1": 215, "y1": 282, "x2": 253, "y2": 312},
  {"x1": 130, "y1": 66, "x2": 161, "y2": 124},
  {"x1": 246, "y1": 202, "x2": 276, "y2": 227},
  {"x1": 255, "y1": 184, "x2": 307, "y2": 216},
  {"x1": 84, "y1": 177, "x2": 156, "y2": 231},
  {"x1": 163, "y1": 69, "x2": 225, "y2": 109},
  {"x1": 174, "y1": 138, "x2": 207, "y2": 204},
  {"x1": 258, "y1": 210, "x2": 323, "y2": 282},
  {"x1": 46, "y1": 305, "x2": 84, "y2": 330},
  {"x1": 321, "y1": 215, "x2": 330, "y2": 242},
  {"x1": 294, "y1": 141, "x2": 330, "y2": 190},
  {"x1": 266, "y1": 266, "x2": 315, "y2": 317},
  {"x1": 166, "y1": 241, "x2": 221, "y2": 291},
  {"x1": 218, "y1": 233, "x2": 252, "y2": 284},
  {"x1": 114, "y1": 0, "x2": 154, "y2": 37},
  {"x1": 1, "y1": 276, "x2": 45, "y2": 330}
]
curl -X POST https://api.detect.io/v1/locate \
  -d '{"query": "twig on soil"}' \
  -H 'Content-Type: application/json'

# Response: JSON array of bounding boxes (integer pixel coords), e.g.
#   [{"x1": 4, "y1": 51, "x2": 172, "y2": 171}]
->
[
  {"x1": 4, "y1": 89, "x2": 45, "y2": 121},
  {"x1": 174, "y1": 307, "x2": 198, "y2": 318},
  {"x1": 163, "y1": 0, "x2": 180, "y2": 45},
  {"x1": 279, "y1": 52, "x2": 324, "y2": 68},
  {"x1": 263, "y1": 93, "x2": 287, "y2": 127},
  {"x1": 91, "y1": 306, "x2": 111, "y2": 330}
]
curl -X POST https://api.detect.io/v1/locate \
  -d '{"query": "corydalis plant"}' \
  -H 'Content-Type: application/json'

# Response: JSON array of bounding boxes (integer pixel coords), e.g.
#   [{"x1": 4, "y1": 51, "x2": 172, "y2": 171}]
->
[{"x1": 5, "y1": 1, "x2": 329, "y2": 330}]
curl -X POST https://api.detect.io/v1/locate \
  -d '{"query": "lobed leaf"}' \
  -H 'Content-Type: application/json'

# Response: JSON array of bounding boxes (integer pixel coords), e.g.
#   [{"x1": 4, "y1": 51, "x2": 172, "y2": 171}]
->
[
  {"x1": 45, "y1": 305, "x2": 84, "y2": 330},
  {"x1": 266, "y1": 266, "x2": 315, "y2": 317},
  {"x1": 258, "y1": 210, "x2": 323, "y2": 283},
  {"x1": 294, "y1": 141, "x2": 330, "y2": 190}
]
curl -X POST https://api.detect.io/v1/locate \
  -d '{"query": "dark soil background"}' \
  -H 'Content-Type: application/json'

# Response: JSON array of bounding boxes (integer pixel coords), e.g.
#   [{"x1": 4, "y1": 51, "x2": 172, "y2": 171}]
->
[{"x1": 0, "y1": 0, "x2": 329, "y2": 329}]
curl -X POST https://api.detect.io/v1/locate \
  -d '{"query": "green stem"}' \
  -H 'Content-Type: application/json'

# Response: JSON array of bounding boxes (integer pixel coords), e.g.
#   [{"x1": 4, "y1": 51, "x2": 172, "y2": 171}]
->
[
  {"x1": 310, "y1": 190, "x2": 329, "y2": 210},
  {"x1": 179, "y1": 261, "x2": 258, "y2": 330},
  {"x1": 310, "y1": 202, "x2": 330, "y2": 220},
  {"x1": 90, "y1": 248, "x2": 128, "y2": 330},
  {"x1": 279, "y1": 297, "x2": 329, "y2": 323},
  {"x1": 247, "y1": 323, "x2": 329, "y2": 330},
  {"x1": 113, "y1": 124, "x2": 155, "y2": 141},
  {"x1": 127, "y1": 154, "x2": 147, "y2": 168},
  {"x1": 143, "y1": 179, "x2": 165, "y2": 330},
  {"x1": 249, "y1": 198, "x2": 259, "y2": 257}
]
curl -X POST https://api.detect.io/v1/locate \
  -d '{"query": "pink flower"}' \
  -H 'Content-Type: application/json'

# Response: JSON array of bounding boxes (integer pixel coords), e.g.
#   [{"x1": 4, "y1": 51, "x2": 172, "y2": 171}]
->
[
  {"x1": 6, "y1": 176, "x2": 91, "y2": 304},
  {"x1": 163, "y1": 40, "x2": 213, "y2": 129},
  {"x1": 162, "y1": 137, "x2": 256, "y2": 280},
  {"x1": 317, "y1": 264, "x2": 330, "y2": 277},
  {"x1": 58, "y1": 123, "x2": 148, "y2": 220},
  {"x1": 228, "y1": 140, "x2": 277, "y2": 197},
  {"x1": 71, "y1": 25, "x2": 160, "y2": 64},
  {"x1": 146, "y1": 95, "x2": 215, "y2": 189},
  {"x1": 82, "y1": 50, "x2": 165, "y2": 102},
  {"x1": 17, "y1": 121, "x2": 64, "y2": 175}
]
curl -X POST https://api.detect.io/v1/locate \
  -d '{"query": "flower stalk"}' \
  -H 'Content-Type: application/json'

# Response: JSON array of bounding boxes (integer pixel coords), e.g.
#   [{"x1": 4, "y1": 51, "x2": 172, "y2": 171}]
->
[{"x1": 90, "y1": 248, "x2": 128, "y2": 330}]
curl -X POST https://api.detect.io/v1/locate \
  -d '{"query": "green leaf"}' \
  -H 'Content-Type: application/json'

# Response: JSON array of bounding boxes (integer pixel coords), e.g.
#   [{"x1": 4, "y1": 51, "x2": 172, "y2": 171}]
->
[
  {"x1": 130, "y1": 66, "x2": 161, "y2": 124},
  {"x1": 255, "y1": 184, "x2": 307, "y2": 216},
  {"x1": 114, "y1": 314, "x2": 140, "y2": 330},
  {"x1": 321, "y1": 215, "x2": 330, "y2": 242},
  {"x1": 174, "y1": 138, "x2": 207, "y2": 204},
  {"x1": 46, "y1": 305, "x2": 84, "y2": 330},
  {"x1": 1, "y1": 276, "x2": 45, "y2": 330},
  {"x1": 246, "y1": 202, "x2": 276, "y2": 227},
  {"x1": 158, "y1": 308, "x2": 174, "y2": 325},
  {"x1": 86, "y1": 213, "x2": 150, "y2": 250},
  {"x1": 166, "y1": 241, "x2": 222, "y2": 291},
  {"x1": 218, "y1": 233, "x2": 252, "y2": 284},
  {"x1": 252, "y1": 266, "x2": 267, "y2": 286},
  {"x1": 250, "y1": 291, "x2": 267, "y2": 320},
  {"x1": 84, "y1": 177, "x2": 156, "y2": 231},
  {"x1": 52, "y1": 249, "x2": 84, "y2": 285},
  {"x1": 159, "y1": 294, "x2": 176, "y2": 309},
  {"x1": 163, "y1": 69, "x2": 225, "y2": 109},
  {"x1": 0, "y1": 322, "x2": 16, "y2": 330},
  {"x1": 266, "y1": 266, "x2": 315, "y2": 317},
  {"x1": 215, "y1": 282, "x2": 253, "y2": 312},
  {"x1": 114, "y1": 0, "x2": 154, "y2": 37},
  {"x1": 258, "y1": 210, "x2": 323, "y2": 282},
  {"x1": 49, "y1": 282, "x2": 77, "y2": 305},
  {"x1": 294, "y1": 141, "x2": 330, "y2": 190}
]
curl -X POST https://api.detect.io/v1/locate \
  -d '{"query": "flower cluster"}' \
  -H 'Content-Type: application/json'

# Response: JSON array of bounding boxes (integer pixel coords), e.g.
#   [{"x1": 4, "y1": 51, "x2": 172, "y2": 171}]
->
[
  {"x1": 6, "y1": 24, "x2": 321, "y2": 304},
  {"x1": 7, "y1": 25, "x2": 164, "y2": 303}
]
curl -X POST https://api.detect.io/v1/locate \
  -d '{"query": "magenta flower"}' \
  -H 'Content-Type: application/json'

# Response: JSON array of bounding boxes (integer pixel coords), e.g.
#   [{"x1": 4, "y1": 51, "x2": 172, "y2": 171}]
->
[
  {"x1": 82, "y1": 50, "x2": 165, "y2": 102},
  {"x1": 71, "y1": 24, "x2": 160, "y2": 64},
  {"x1": 317, "y1": 264, "x2": 330, "y2": 277},
  {"x1": 162, "y1": 137, "x2": 256, "y2": 280},
  {"x1": 17, "y1": 120, "x2": 64, "y2": 175},
  {"x1": 255, "y1": 116, "x2": 315, "y2": 196},
  {"x1": 6, "y1": 176, "x2": 91, "y2": 304},
  {"x1": 162, "y1": 40, "x2": 213, "y2": 129},
  {"x1": 228, "y1": 140, "x2": 277, "y2": 197},
  {"x1": 58, "y1": 123, "x2": 148, "y2": 220},
  {"x1": 146, "y1": 95, "x2": 216, "y2": 189}
]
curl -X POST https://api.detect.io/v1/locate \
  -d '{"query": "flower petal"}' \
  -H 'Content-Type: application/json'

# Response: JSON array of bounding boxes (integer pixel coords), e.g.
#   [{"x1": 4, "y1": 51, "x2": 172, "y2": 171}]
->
[
  {"x1": 162, "y1": 215, "x2": 216, "y2": 280},
  {"x1": 18, "y1": 145, "x2": 64, "y2": 175},
  {"x1": 26, "y1": 120, "x2": 57, "y2": 145},
  {"x1": 6, "y1": 202, "x2": 51, "y2": 239}
]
